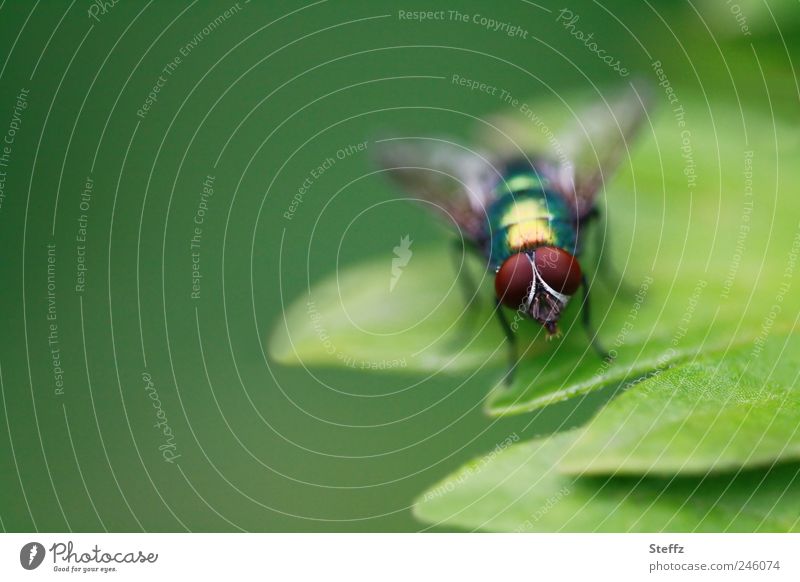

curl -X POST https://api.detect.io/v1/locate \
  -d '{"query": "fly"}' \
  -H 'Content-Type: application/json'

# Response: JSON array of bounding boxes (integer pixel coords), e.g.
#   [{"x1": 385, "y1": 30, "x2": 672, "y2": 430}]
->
[{"x1": 375, "y1": 83, "x2": 652, "y2": 382}]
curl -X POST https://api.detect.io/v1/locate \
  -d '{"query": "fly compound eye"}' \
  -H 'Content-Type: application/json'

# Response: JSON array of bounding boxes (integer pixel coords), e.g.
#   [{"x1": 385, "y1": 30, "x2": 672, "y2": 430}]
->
[
  {"x1": 534, "y1": 246, "x2": 582, "y2": 295},
  {"x1": 495, "y1": 253, "x2": 534, "y2": 309}
]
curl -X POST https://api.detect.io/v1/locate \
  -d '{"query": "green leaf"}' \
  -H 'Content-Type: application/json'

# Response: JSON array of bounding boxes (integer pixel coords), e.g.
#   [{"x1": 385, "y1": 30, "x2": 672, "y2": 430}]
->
[
  {"x1": 560, "y1": 330, "x2": 800, "y2": 475},
  {"x1": 268, "y1": 249, "x2": 549, "y2": 372},
  {"x1": 415, "y1": 432, "x2": 800, "y2": 532},
  {"x1": 270, "y1": 96, "x2": 800, "y2": 418}
]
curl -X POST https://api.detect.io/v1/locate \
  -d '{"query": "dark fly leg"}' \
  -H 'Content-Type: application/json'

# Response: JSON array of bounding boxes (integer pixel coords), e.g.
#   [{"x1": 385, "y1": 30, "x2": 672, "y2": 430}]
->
[
  {"x1": 584, "y1": 207, "x2": 636, "y2": 296},
  {"x1": 450, "y1": 237, "x2": 485, "y2": 326},
  {"x1": 580, "y1": 274, "x2": 612, "y2": 362},
  {"x1": 494, "y1": 298, "x2": 518, "y2": 385}
]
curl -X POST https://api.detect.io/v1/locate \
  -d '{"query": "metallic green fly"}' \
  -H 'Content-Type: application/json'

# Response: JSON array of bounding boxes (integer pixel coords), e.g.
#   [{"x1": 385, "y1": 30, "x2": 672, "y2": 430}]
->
[{"x1": 376, "y1": 84, "x2": 652, "y2": 381}]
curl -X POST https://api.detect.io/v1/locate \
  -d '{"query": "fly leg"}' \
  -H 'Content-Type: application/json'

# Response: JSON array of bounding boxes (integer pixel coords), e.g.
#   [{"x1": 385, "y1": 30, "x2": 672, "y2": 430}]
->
[
  {"x1": 494, "y1": 298, "x2": 518, "y2": 385},
  {"x1": 450, "y1": 238, "x2": 483, "y2": 324},
  {"x1": 589, "y1": 208, "x2": 636, "y2": 296},
  {"x1": 451, "y1": 238, "x2": 518, "y2": 381},
  {"x1": 581, "y1": 274, "x2": 613, "y2": 362}
]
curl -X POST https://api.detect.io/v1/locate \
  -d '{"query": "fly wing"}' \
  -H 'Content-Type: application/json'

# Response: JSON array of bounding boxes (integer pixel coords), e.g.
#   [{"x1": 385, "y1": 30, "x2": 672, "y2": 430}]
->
[
  {"x1": 373, "y1": 137, "x2": 500, "y2": 241},
  {"x1": 480, "y1": 82, "x2": 652, "y2": 219}
]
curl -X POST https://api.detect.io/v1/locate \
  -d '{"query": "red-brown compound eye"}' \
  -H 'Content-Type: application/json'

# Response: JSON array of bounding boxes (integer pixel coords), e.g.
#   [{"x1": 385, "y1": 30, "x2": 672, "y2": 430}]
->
[
  {"x1": 534, "y1": 246, "x2": 582, "y2": 295},
  {"x1": 495, "y1": 253, "x2": 534, "y2": 309}
]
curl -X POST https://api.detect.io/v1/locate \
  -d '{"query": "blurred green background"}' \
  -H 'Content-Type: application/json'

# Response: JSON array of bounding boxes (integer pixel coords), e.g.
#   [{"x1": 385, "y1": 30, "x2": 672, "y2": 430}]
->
[{"x1": 0, "y1": 0, "x2": 797, "y2": 532}]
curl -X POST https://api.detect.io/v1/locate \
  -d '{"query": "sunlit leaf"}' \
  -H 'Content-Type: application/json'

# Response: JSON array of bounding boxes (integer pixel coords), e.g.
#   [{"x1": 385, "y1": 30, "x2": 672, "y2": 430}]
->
[
  {"x1": 560, "y1": 330, "x2": 800, "y2": 475},
  {"x1": 415, "y1": 432, "x2": 800, "y2": 532}
]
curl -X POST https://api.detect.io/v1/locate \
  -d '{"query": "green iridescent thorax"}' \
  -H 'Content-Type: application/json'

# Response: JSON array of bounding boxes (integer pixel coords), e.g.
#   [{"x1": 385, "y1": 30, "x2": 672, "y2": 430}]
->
[{"x1": 484, "y1": 170, "x2": 577, "y2": 269}]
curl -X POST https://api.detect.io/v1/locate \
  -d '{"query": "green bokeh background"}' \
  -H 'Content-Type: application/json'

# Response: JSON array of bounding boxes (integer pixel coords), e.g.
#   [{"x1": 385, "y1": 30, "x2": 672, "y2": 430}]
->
[{"x1": 0, "y1": 0, "x2": 796, "y2": 531}]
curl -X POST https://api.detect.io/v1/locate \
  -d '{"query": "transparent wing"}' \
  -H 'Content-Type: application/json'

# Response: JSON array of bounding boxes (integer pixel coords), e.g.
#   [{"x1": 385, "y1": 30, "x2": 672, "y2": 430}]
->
[
  {"x1": 373, "y1": 137, "x2": 501, "y2": 241},
  {"x1": 480, "y1": 81, "x2": 653, "y2": 218}
]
